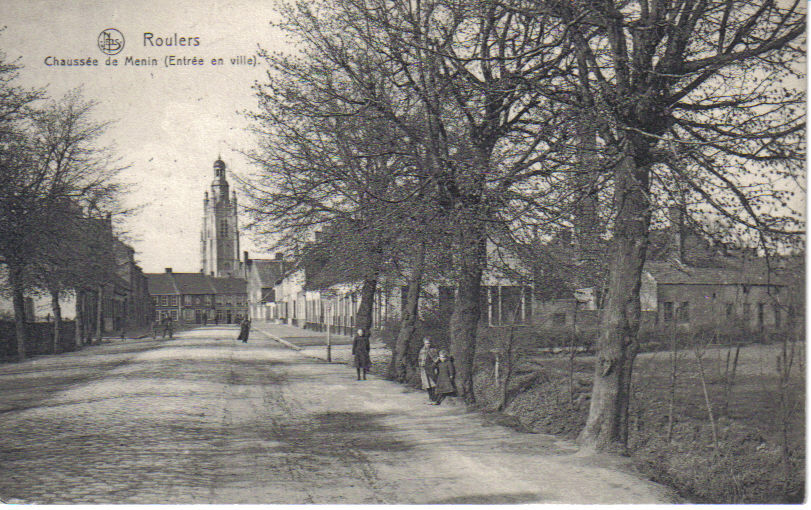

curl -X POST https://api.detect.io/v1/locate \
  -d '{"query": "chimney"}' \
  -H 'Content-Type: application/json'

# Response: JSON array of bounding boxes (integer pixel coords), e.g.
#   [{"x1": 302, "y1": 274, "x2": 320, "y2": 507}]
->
[
  {"x1": 314, "y1": 231, "x2": 323, "y2": 242},
  {"x1": 165, "y1": 267, "x2": 172, "y2": 273},
  {"x1": 244, "y1": 251, "x2": 249, "y2": 264}
]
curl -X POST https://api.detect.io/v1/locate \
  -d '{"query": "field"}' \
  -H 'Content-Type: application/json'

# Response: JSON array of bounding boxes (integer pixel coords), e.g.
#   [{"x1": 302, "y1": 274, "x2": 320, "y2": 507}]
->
[{"x1": 469, "y1": 340, "x2": 805, "y2": 503}]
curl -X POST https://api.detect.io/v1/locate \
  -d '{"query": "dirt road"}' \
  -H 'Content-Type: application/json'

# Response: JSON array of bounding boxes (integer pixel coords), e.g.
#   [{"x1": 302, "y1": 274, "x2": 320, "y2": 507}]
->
[{"x1": 0, "y1": 326, "x2": 673, "y2": 504}]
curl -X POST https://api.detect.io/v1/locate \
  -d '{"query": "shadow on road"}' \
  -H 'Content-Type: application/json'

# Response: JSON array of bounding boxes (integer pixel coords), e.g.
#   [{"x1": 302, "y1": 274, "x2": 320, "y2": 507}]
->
[
  {"x1": 428, "y1": 491, "x2": 547, "y2": 504},
  {"x1": 277, "y1": 411, "x2": 414, "y2": 454}
]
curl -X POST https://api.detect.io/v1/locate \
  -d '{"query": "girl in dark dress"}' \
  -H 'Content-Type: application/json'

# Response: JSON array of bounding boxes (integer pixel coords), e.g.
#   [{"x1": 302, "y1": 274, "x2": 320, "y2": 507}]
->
[
  {"x1": 352, "y1": 328, "x2": 371, "y2": 380},
  {"x1": 432, "y1": 350, "x2": 456, "y2": 405},
  {"x1": 237, "y1": 317, "x2": 251, "y2": 343}
]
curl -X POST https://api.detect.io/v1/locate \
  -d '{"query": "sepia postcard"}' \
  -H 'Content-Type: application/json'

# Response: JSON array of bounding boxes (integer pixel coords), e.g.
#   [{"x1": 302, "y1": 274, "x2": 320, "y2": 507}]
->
[{"x1": 0, "y1": 0, "x2": 804, "y2": 505}]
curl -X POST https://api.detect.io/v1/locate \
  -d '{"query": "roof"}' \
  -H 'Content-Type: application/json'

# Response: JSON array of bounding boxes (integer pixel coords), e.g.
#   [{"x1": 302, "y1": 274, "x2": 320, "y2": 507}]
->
[
  {"x1": 644, "y1": 261, "x2": 788, "y2": 286},
  {"x1": 210, "y1": 277, "x2": 247, "y2": 294},
  {"x1": 250, "y1": 259, "x2": 288, "y2": 287},
  {"x1": 146, "y1": 272, "x2": 246, "y2": 295},
  {"x1": 146, "y1": 273, "x2": 178, "y2": 294},
  {"x1": 171, "y1": 273, "x2": 216, "y2": 294}
]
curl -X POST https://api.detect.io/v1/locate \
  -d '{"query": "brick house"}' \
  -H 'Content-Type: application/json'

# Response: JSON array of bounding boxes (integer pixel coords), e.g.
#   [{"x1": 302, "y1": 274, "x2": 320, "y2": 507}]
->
[
  {"x1": 642, "y1": 259, "x2": 796, "y2": 331},
  {"x1": 146, "y1": 268, "x2": 247, "y2": 324}
]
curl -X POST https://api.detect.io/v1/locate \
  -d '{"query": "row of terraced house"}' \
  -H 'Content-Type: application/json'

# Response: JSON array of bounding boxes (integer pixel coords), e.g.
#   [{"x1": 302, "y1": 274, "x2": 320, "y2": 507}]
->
[{"x1": 248, "y1": 236, "x2": 803, "y2": 339}]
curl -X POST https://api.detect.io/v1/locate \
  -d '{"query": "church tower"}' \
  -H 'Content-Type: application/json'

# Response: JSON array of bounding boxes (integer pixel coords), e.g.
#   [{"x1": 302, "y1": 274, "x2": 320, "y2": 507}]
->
[{"x1": 201, "y1": 157, "x2": 242, "y2": 278}]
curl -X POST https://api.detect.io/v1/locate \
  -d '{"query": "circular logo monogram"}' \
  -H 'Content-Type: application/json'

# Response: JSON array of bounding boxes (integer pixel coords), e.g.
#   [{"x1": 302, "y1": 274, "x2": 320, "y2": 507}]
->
[{"x1": 97, "y1": 28, "x2": 125, "y2": 55}]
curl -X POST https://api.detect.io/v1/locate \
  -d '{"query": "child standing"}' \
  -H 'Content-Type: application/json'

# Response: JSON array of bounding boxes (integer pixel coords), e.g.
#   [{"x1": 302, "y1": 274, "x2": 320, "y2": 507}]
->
[{"x1": 432, "y1": 350, "x2": 456, "y2": 405}]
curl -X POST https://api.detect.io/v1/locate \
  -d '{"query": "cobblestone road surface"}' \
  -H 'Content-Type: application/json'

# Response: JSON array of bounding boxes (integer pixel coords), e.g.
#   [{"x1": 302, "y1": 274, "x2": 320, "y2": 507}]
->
[{"x1": 0, "y1": 326, "x2": 673, "y2": 504}]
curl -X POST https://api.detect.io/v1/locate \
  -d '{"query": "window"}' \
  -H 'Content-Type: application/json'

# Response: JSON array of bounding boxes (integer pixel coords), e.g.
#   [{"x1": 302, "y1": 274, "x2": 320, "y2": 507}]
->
[
  {"x1": 663, "y1": 302, "x2": 674, "y2": 322},
  {"x1": 169, "y1": 295, "x2": 178, "y2": 307},
  {"x1": 215, "y1": 294, "x2": 224, "y2": 305},
  {"x1": 677, "y1": 301, "x2": 689, "y2": 323},
  {"x1": 220, "y1": 219, "x2": 228, "y2": 237},
  {"x1": 742, "y1": 285, "x2": 749, "y2": 294},
  {"x1": 524, "y1": 287, "x2": 533, "y2": 322},
  {"x1": 757, "y1": 303, "x2": 765, "y2": 326},
  {"x1": 152, "y1": 296, "x2": 159, "y2": 305},
  {"x1": 725, "y1": 303, "x2": 734, "y2": 319},
  {"x1": 775, "y1": 306, "x2": 782, "y2": 328},
  {"x1": 170, "y1": 310, "x2": 178, "y2": 320},
  {"x1": 225, "y1": 294, "x2": 233, "y2": 306},
  {"x1": 553, "y1": 313, "x2": 567, "y2": 326},
  {"x1": 501, "y1": 286, "x2": 524, "y2": 324},
  {"x1": 161, "y1": 295, "x2": 168, "y2": 306},
  {"x1": 184, "y1": 295, "x2": 192, "y2": 305}
]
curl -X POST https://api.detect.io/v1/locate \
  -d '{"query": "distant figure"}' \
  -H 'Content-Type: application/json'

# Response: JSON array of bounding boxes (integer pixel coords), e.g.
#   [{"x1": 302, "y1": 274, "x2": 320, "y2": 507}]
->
[
  {"x1": 432, "y1": 350, "x2": 456, "y2": 405},
  {"x1": 151, "y1": 319, "x2": 159, "y2": 339},
  {"x1": 237, "y1": 317, "x2": 251, "y2": 343},
  {"x1": 162, "y1": 316, "x2": 173, "y2": 339},
  {"x1": 120, "y1": 328, "x2": 126, "y2": 341},
  {"x1": 418, "y1": 337, "x2": 438, "y2": 403},
  {"x1": 214, "y1": 314, "x2": 219, "y2": 325},
  {"x1": 352, "y1": 328, "x2": 371, "y2": 380},
  {"x1": 202, "y1": 312, "x2": 208, "y2": 326}
]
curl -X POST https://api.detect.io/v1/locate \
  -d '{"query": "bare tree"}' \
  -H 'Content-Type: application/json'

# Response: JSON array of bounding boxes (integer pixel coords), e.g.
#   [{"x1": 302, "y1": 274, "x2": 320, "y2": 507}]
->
[
  {"x1": 512, "y1": 0, "x2": 806, "y2": 453},
  {"x1": 0, "y1": 88, "x2": 123, "y2": 358}
]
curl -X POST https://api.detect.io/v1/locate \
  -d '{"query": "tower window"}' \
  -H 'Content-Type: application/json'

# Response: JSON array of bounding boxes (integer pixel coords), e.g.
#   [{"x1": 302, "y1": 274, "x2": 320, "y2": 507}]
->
[{"x1": 220, "y1": 219, "x2": 228, "y2": 237}]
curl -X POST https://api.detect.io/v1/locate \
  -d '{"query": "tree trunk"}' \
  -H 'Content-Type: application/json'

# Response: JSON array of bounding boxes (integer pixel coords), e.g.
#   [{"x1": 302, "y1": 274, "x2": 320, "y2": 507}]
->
[
  {"x1": 95, "y1": 284, "x2": 104, "y2": 344},
  {"x1": 9, "y1": 264, "x2": 27, "y2": 360},
  {"x1": 51, "y1": 288, "x2": 62, "y2": 354},
  {"x1": 391, "y1": 243, "x2": 425, "y2": 382},
  {"x1": 577, "y1": 147, "x2": 651, "y2": 454},
  {"x1": 355, "y1": 276, "x2": 377, "y2": 338},
  {"x1": 449, "y1": 225, "x2": 486, "y2": 404},
  {"x1": 75, "y1": 289, "x2": 84, "y2": 348}
]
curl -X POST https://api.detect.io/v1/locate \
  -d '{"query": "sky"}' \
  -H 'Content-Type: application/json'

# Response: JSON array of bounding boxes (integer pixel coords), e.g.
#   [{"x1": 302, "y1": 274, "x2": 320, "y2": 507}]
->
[{"x1": 0, "y1": 0, "x2": 287, "y2": 273}]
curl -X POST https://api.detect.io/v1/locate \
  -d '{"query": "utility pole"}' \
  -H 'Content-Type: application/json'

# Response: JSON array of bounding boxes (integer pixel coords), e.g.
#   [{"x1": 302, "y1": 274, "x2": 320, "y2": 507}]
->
[{"x1": 326, "y1": 302, "x2": 332, "y2": 362}]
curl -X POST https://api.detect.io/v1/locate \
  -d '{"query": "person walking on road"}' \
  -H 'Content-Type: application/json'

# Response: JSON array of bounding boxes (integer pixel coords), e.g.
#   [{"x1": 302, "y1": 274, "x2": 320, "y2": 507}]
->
[
  {"x1": 418, "y1": 337, "x2": 438, "y2": 402},
  {"x1": 162, "y1": 316, "x2": 174, "y2": 339},
  {"x1": 237, "y1": 317, "x2": 252, "y2": 343},
  {"x1": 352, "y1": 328, "x2": 371, "y2": 380},
  {"x1": 432, "y1": 350, "x2": 456, "y2": 405}
]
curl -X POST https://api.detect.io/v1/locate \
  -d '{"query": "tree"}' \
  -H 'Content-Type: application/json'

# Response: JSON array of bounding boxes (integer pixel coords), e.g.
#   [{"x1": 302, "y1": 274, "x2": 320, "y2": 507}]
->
[
  {"x1": 245, "y1": 64, "x2": 428, "y2": 345},
  {"x1": 0, "y1": 50, "x2": 42, "y2": 358},
  {"x1": 0, "y1": 88, "x2": 122, "y2": 358},
  {"x1": 518, "y1": 0, "x2": 805, "y2": 453},
  {"x1": 257, "y1": 0, "x2": 569, "y2": 402}
]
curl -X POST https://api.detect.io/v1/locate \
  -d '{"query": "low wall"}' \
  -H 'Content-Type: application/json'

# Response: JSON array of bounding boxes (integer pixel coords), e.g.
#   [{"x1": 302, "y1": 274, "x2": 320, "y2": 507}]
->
[{"x1": 1, "y1": 320, "x2": 78, "y2": 358}]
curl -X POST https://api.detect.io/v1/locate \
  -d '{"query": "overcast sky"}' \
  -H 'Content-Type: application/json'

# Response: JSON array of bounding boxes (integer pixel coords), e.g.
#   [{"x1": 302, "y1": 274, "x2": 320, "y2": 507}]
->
[{"x1": 0, "y1": 0, "x2": 285, "y2": 273}]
